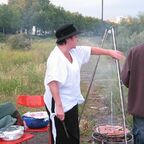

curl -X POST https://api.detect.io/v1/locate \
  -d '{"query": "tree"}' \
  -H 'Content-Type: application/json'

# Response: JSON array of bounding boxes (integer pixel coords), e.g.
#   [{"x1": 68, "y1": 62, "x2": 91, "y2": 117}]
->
[{"x1": 0, "y1": 2, "x2": 23, "y2": 34}]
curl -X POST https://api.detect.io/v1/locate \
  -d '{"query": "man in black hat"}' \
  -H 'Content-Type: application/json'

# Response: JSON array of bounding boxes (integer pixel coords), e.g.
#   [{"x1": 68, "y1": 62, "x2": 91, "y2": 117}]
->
[{"x1": 44, "y1": 23, "x2": 125, "y2": 144}]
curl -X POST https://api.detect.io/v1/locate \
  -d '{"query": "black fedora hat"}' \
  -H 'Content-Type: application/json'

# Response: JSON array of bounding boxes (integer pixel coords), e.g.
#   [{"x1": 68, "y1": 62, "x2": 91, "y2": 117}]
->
[{"x1": 55, "y1": 24, "x2": 81, "y2": 43}]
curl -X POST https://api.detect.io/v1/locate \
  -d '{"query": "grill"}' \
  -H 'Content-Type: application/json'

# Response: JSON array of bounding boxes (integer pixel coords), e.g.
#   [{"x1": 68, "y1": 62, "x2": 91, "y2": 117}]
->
[{"x1": 92, "y1": 125, "x2": 134, "y2": 144}]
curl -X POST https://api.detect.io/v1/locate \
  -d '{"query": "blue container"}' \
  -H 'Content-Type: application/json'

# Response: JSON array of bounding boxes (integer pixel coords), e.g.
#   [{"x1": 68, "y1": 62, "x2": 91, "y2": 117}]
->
[{"x1": 22, "y1": 116, "x2": 49, "y2": 129}]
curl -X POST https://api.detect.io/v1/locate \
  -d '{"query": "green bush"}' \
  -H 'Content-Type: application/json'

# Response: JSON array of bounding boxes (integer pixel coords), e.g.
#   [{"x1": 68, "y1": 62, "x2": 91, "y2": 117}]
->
[{"x1": 7, "y1": 34, "x2": 31, "y2": 50}]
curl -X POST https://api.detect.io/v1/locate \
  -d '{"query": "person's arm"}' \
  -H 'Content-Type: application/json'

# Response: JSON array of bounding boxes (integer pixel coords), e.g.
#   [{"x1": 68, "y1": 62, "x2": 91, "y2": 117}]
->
[
  {"x1": 121, "y1": 51, "x2": 132, "y2": 88},
  {"x1": 48, "y1": 81, "x2": 64, "y2": 121},
  {"x1": 91, "y1": 47, "x2": 125, "y2": 60},
  {"x1": 121, "y1": 60, "x2": 130, "y2": 88}
]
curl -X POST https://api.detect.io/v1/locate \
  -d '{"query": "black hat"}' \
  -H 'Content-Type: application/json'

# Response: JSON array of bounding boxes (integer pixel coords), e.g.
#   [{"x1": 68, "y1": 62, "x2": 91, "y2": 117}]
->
[{"x1": 55, "y1": 24, "x2": 81, "y2": 43}]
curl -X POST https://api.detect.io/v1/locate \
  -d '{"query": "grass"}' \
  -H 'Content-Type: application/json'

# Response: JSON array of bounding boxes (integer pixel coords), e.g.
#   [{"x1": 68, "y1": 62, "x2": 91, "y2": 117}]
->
[{"x1": 0, "y1": 38, "x2": 55, "y2": 103}]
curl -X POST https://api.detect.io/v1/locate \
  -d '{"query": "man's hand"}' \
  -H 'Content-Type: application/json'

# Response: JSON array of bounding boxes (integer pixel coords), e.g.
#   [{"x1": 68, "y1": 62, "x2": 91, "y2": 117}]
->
[{"x1": 56, "y1": 103, "x2": 65, "y2": 121}]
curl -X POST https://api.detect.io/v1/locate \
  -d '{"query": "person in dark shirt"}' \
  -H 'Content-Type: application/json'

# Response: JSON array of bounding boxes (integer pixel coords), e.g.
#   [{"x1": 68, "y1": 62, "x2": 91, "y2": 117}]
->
[{"x1": 121, "y1": 43, "x2": 144, "y2": 144}]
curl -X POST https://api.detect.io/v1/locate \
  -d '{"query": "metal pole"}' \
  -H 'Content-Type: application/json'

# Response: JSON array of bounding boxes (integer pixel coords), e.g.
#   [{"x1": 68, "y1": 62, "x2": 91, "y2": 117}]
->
[
  {"x1": 111, "y1": 27, "x2": 128, "y2": 144},
  {"x1": 101, "y1": 0, "x2": 104, "y2": 22}
]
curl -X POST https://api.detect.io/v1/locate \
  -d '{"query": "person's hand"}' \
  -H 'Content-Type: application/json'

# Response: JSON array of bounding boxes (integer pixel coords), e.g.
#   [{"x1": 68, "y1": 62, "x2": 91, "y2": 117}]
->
[
  {"x1": 56, "y1": 104, "x2": 65, "y2": 121},
  {"x1": 109, "y1": 50, "x2": 125, "y2": 60}
]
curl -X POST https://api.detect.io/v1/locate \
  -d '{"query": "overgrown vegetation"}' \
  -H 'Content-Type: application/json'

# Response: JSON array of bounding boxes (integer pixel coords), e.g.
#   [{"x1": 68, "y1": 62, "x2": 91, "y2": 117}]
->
[
  {"x1": 7, "y1": 34, "x2": 31, "y2": 49},
  {"x1": 0, "y1": 38, "x2": 54, "y2": 103}
]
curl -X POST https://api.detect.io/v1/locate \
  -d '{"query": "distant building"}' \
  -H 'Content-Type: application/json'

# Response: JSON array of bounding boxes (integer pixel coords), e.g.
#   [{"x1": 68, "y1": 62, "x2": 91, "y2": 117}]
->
[
  {"x1": 32, "y1": 26, "x2": 36, "y2": 35},
  {"x1": 107, "y1": 16, "x2": 129, "y2": 24}
]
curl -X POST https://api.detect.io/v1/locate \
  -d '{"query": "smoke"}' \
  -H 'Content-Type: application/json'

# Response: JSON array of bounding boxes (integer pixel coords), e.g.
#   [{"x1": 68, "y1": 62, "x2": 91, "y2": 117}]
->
[{"x1": 80, "y1": 34, "x2": 125, "y2": 126}]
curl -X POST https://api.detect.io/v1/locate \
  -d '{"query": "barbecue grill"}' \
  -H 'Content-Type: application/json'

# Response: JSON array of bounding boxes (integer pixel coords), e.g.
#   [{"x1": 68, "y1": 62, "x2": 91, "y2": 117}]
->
[
  {"x1": 92, "y1": 131, "x2": 133, "y2": 144},
  {"x1": 92, "y1": 125, "x2": 133, "y2": 144}
]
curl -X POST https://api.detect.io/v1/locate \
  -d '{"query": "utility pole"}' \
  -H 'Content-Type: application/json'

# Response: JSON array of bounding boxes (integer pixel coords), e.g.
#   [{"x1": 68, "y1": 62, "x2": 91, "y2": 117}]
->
[
  {"x1": 100, "y1": 0, "x2": 104, "y2": 37},
  {"x1": 101, "y1": 0, "x2": 104, "y2": 22}
]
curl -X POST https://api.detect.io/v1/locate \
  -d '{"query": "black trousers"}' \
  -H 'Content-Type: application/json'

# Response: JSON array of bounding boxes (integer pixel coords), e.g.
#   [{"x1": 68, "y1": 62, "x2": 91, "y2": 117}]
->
[{"x1": 46, "y1": 104, "x2": 80, "y2": 144}]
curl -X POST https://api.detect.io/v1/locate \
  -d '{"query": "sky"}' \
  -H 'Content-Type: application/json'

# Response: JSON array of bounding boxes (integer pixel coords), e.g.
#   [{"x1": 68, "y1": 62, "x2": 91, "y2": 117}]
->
[
  {"x1": 50, "y1": 0, "x2": 144, "y2": 20},
  {"x1": 0, "y1": 0, "x2": 144, "y2": 20}
]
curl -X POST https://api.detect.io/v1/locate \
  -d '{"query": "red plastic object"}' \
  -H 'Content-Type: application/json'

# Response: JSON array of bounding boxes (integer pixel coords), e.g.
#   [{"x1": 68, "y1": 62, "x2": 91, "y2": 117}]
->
[
  {"x1": 17, "y1": 95, "x2": 45, "y2": 108},
  {"x1": 0, "y1": 133, "x2": 34, "y2": 144}
]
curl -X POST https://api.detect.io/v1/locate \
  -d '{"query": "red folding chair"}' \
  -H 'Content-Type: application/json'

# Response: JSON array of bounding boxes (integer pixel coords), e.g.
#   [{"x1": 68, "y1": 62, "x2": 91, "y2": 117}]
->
[
  {"x1": 0, "y1": 133, "x2": 34, "y2": 144},
  {"x1": 16, "y1": 95, "x2": 51, "y2": 144}
]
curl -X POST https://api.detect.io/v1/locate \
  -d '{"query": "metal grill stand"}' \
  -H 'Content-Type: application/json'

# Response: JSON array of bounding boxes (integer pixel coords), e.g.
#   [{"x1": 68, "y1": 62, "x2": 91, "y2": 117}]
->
[{"x1": 91, "y1": 27, "x2": 134, "y2": 144}]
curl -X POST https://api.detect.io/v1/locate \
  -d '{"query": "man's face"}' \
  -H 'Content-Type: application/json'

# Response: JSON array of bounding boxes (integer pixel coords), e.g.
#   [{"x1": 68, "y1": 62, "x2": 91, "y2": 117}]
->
[{"x1": 67, "y1": 35, "x2": 78, "y2": 49}]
